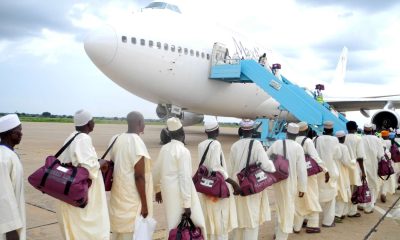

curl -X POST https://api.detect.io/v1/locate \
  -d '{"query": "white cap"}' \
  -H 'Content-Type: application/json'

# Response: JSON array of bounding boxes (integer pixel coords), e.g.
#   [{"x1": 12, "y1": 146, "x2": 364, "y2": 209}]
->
[
  {"x1": 240, "y1": 119, "x2": 254, "y2": 130},
  {"x1": 396, "y1": 129, "x2": 400, "y2": 135},
  {"x1": 0, "y1": 114, "x2": 21, "y2": 133},
  {"x1": 74, "y1": 109, "x2": 93, "y2": 127},
  {"x1": 335, "y1": 130, "x2": 346, "y2": 138},
  {"x1": 298, "y1": 121, "x2": 308, "y2": 132},
  {"x1": 364, "y1": 123, "x2": 373, "y2": 129},
  {"x1": 204, "y1": 121, "x2": 219, "y2": 132},
  {"x1": 372, "y1": 124, "x2": 376, "y2": 130},
  {"x1": 323, "y1": 121, "x2": 334, "y2": 129},
  {"x1": 287, "y1": 123, "x2": 299, "y2": 134},
  {"x1": 167, "y1": 117, "x2": 182, "y2": 131}
]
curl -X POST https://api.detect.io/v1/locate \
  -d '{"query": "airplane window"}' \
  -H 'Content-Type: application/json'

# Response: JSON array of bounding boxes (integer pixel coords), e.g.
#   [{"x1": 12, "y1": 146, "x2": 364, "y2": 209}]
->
[
  {"x1": 196, "y1": 51, "x2": 199, "y2": 57},
  {"x1": 140, "y1": 39, "x2": 145, "y2": 46},
  {"x1": 157, "y1": 42, "x2": 161, "y2": 49},
  {"x1": 190, "y1": 50, "x2": 194, "y2": 56},
  {"x1": 164, "y1": 43, "x2": 168, "y2": 50},
  {"x1": 178, "y1": 46, "x2": 182, "y2": 53},
  {"x1": 171, "y1": 45, "x2": 175, "y2": 52},
  {"x1": 201, "y1": 52, "x2": 205, "y2": 58},
  {"x1": 122, "y1": 36, "x2": 127, "y2": 43},
  {"x1": 149, "y1": 40, "x2": 154, "y2": 47},
  {"x1": 184, "y1": 48, "x2": 188, "y2": 55},
  {"x1": 207, "y1": 54, "x2": 210, "y2": 60}
]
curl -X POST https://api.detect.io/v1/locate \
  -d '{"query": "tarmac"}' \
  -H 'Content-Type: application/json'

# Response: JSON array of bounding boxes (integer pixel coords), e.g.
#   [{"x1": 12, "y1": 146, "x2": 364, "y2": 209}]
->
[{"x1": 17, "y1": 122, "x2": 400, "y2": 239}]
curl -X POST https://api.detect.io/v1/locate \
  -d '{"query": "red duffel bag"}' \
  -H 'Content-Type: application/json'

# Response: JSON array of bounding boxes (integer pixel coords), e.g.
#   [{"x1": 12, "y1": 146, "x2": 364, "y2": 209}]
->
[
  {"x1": 390, "y1": 144, "x2": 400, "y2": 163},
  {"x1": 301, "y1": 137, "x2": 323, "y2": 176},
  {"x1": 28, "y1": 133, "x2": 92, "y2": 208},
  {"x1": 269, "y1": 140, "x2": 290, "y2": 183},
  {"x1": 168, "y1": 215, "x2": 204, "y2": 240},
  {"x1": 99, "y1": 136, "x2": 119, "y2": 191}
]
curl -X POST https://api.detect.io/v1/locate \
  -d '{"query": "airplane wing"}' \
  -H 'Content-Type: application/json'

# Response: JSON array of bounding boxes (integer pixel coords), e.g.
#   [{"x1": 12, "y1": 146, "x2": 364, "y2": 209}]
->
[{"x1": 326, "y1": 95, "x2": 400, "y2": 112}]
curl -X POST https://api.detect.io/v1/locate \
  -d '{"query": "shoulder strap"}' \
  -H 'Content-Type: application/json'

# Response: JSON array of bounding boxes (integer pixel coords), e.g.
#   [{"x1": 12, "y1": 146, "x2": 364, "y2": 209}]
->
[
  {"x1": 199, "y1": 141, "x2": 214, "y2": 166},
  {"x1": 245, "y1": 140, "x2": 255, "y2": 169},
  {"x1": 301, "y1": 136, "x2": 307, "y2": 147},
  {"x1": 100, "y1": 135, "x2": 119, "y2": 159},
  {"x1": 54, "y1": 132, "x2": 81, "y2": 158},
  {"x1": 283, "y1": 139, "x2": 287, "y2": 159},
  {"x1": 313, "y1": 136, "x2": 319, "y2": 148}
]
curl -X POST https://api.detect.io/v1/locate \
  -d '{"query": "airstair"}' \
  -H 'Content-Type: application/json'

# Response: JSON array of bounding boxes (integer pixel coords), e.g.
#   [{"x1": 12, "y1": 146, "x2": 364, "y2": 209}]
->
[{"x1": 209, "y1": 43, "x2": 348, "y2": 144}]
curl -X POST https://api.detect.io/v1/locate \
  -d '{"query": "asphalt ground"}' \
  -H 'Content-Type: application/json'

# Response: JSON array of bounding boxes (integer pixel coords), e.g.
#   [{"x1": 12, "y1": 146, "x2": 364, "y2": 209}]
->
[{"x1": 16, "y1": 122, "x2": 400, "y2": 239}]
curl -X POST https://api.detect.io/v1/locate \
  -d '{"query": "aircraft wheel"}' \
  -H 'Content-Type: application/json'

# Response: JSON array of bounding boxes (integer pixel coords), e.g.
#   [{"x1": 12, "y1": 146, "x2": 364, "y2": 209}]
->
[{"x1": 160, "y1": 128, "x2": 171, "y2": 145}]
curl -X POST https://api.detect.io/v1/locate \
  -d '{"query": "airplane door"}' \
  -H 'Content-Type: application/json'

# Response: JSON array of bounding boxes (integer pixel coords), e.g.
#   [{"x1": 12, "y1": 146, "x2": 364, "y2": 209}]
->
[{"x1": 211, "y1": 42, "x2": 229, "y2": 66}]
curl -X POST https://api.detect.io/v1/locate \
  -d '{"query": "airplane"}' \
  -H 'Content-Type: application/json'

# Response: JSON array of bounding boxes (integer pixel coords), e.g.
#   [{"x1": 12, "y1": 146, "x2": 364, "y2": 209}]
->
[{"x1": 84, "y1": 0, "x2": 400, "y2": 142}]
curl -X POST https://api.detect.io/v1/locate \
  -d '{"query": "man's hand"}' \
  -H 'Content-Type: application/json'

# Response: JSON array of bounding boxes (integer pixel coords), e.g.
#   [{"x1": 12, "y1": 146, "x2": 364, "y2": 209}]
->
[
  {"x1": 99, "y1": 159, "x2": 109, "y2": 173},
  {"x1": 226, "y1": 178, "x2": 242, "y2": 195},
  {"x1": 156, "y1": 192, "x2": 162, "y2": 203},
  {"x1": 141, "y1": 205, "x2": 148, "y2": 218},
  {"x1": 183, "y1": 208, "x2": 191, "y2": 218},
  {"x1": 298, "y1": 192, "x2": 305, "y2": 198},
  {"x1": 325, "y1": 172, "x2": 330, "y2": 183},
  {"x1": 6, "y1": 230, "x2": 19, "y2": 240}
]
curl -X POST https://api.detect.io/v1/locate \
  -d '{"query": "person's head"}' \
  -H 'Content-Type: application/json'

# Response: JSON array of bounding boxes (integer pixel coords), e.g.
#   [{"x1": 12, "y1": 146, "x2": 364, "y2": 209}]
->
[
  {"x1": 74, "y1": 109, "x2": 94, "y2": 133},
  {"x1": 0, "y1": 114, "x2": 23, "y2": 148},
  {"x1": 297, "y1": 121, "x2": 308, "y2": 136},
  {"x1": 239, "y1": 119, "x2": 254, "y2": 138},
  {"x1": 204, "y1": 121, "x2": 219, "y2": 139},
  {"x1": 346, "y1": 121, "x2": 358, "y2": 133},
  {"x1": 167, "y1": 117, "x2": 185, "y2": 142},
  {"x1": 363, "y1": 123, "x2": 373, "y2": 135},
  {"x1": 127, "y1": 111, "x2": 145, "y2": 134},
  {"x1": 286, "y1": 123, "x2": 299, "y2": 140},
  {"x1": 323, "y1": 121, "x2": 334, "y2": 135},
  {"x1": 335, "y1": 130, "x2": 346, "y2": 143},
  {"x1": 381, "y1": 130, "x2": 389, "y2": 140}
]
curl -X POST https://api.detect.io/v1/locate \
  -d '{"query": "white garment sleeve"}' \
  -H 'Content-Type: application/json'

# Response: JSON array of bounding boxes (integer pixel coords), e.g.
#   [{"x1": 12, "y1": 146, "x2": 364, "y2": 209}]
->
[
  {"x1": 296, "y1": 145, "x2": 308, "y2": 193},
  {"x1": 177, "y1": 148, "x2": 192, "y2": 208},
  {"x1": 152, "y1": 150, "x2": 163, "y2": 193},
  {"x1": 305, "y1": 138, "x2": 327, "y2": 172},
  {"x1": 340, "y1": 145, "x2": 354, "y2": 168},
  {"x1": 255, "y1": 141, "x2": 275, "y2": 173}
]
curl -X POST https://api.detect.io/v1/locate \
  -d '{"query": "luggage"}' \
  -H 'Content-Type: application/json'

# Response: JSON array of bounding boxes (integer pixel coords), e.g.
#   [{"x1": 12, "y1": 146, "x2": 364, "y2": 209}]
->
[
  {"x1": 99, "y1": 136, "x2": 119, "y2": 191},
  {"x1": 301, "y1": 137, "x2": 323, "y2": 176},
  {"x1": 390, "y1": 144, "x2": 400, "y2": 163},
  {"x1": 237, "y1": 140, "x2": 274, "y2": 196},
  {"x1": 351, "y1": 179, "x2": 372, "y2": 204},
  {"x1": 378, "y1": 156, "x2": 395, "y2": 180},
  {"x1": 28, "y1": 133, "x2": 92, "y2": 208},
  {"x1": 269, "y1": 140, "x2": 290, "y2": 183},
  {"x1": 193, "y1": 141, "x2": 230, "y2": 198},
  {"x1": 168, "y1": 215, "x2": 204, "y2": 240}
]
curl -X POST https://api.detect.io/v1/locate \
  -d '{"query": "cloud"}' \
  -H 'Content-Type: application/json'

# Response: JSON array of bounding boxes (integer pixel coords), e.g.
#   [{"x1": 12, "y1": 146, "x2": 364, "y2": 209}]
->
[{"x1": 297, "y1": 0, "x2": 400, "y2": 12}]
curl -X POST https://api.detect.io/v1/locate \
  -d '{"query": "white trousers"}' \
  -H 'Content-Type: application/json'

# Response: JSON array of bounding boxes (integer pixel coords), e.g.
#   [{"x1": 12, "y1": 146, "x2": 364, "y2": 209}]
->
[
  {"x1": 112, "y1": 232, "x2": 133, "y2": 240},
  {"x1": 380, "y1": 174, "x2": 396, "y2": 196},
  {"x1": 232, "y1": 227, "x2": 259, "y2": 240},
  {"x1": 320, "y1": 198, "x2": 336, "y2": 226},
  {"x1": 335, "y1": 199, "x2": 347, "y2": 217},
  {"x1": 347, "y1": 185, "x2": 358, "y2": 216},
  {"x1": 274, "y1": 214, "x2": 288, "y2": 240},
  {"x1": 208, "y1": 234, "x2": 228, "y2": 240},
  {"x1": 293, "y1": 211, "x2": 319, "y2": 231}
]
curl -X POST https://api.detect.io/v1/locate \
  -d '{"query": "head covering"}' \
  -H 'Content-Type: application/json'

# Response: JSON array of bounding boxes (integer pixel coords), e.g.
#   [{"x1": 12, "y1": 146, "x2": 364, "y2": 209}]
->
[
  {"x1": 74, "y1": 109, "x2": 93, "y2": 127},
  {"x1": 372, "y1": 124, "x2": 376, "y2": 131},
  {"x1": 298, "y1": 121, "x2": 308, "y2": 132},
  {"x1": 167, "y1": 117, "x2": 182, "y2": 131},
  {"x1": 335, "y1": 130, "x2": 346, "y2": 138},
  {"x1": 240, "y1": 119, "x2": 254, "y2": 130},
  {"x1": 323, "y1": 121, "x2": 334, "y2": 129},
  {"x1": 389, "y1": 132, "x2": 396, "y2": 139},
  {"x1": 287, "y1": 123, "x2": 299, "y2": 134},
  {"x1": 381, "y1": 130, "x2": 389, "y2": 137},
  {"x1": 204, "y1": 121, "x2": 219, "y2": 132},
  {"x1": 396, "y1": 129, "x2": 400, "y2": 135},
  {"x1": 346, "y1": 121, "x2": 358, "y2": 130},
  {"x1": 0, "y1": 114, "x2": 21, "y2": 133},
  {"x1": 364, "y1": 123, "x2": 373, "y2": 130}
]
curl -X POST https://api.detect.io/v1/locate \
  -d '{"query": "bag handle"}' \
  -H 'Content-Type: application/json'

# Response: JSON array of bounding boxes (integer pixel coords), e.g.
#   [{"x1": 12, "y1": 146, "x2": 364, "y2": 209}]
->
[
  {"x1": 301, "y1": 137, "x2": 307, "y2": 147},
  {"x1": 283, "y1": 139, "x2": 287, "y2": 159},
  {"x1": 313, "y1": 136, "x2": 319, "y2": 148},
  {"x1": 100, "y1": 135, "x2": 119, "y2": 160},
  {"x1": 245, "y1": 140, "x2": 255, "y2": 169},
  {"x1": 54, "y1": 132, "x2": 81, "y2": 158},
  {"x1": 199, "y1": 141, "x2": 214, "y2": 167}
]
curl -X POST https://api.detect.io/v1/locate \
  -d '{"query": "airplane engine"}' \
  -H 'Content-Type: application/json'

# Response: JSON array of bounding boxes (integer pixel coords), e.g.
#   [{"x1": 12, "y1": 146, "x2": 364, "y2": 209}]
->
[
  {"x1": 180, "y1": 112, "x2": 204, "y2": 126},
  {"x1": 371, "y1": 110, "x2": 400, "y2": 130}
]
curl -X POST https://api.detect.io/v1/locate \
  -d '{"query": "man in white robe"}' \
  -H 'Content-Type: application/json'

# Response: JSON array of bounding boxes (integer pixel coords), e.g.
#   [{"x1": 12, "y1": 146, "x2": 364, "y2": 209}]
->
[
  {"x1": 314, "y1": 121, "x2": 341, "y2": 227},
  {"x1": 153, "y1": 117, "x2": 207, "y2": 238},
  {"x1": 108, "y1": 111, "x2": 153, "y2": 240},
  {"x1": 267, "y1": 123, "x2": 307, "y2": 240},
  {"x1": 197, "y1": 121, "x2": 240, "y2": 240},
  {"x1": 229, "y1": 119, "x2": 275, "y2": 240},
  {"x1": 0, "y1": 114, "x2": 26, "y2": 240},
  {"x1": 378, "y1": 130, "x2": 396, "y2": 203},
  {"x1": 56, "y1": 110, "x2": 110, "y2": 240},
  {"x1": 334, "y1": 131, "x2": 354, "y2": 222},
  {"x1": 293, "y1": 122, "x2": 328, "y2": 234},
  {"x1": 361, "y1": 123, "x2": 385, "y2": 214}
]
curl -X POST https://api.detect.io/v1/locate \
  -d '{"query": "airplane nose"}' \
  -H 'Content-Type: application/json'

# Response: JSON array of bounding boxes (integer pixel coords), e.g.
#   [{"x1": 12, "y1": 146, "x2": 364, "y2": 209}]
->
[{"x1": 84, "y1": 25, "x2": 117, "y2": 67}]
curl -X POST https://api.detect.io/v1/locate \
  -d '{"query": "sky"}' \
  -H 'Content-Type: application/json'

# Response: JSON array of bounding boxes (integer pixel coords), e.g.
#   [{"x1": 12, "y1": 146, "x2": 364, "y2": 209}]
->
[{"x1": 1, "y1": 0, "x2": 400, "y2": 125}]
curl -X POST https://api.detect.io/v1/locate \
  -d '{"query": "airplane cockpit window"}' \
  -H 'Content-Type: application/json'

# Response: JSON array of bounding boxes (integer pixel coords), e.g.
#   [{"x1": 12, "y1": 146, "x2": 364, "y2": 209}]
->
[
  {"x1": 131, "y1": 37, "x2": 136, "y2": 44},
  {"x1": 144, "y1": 2, "x2": 182, "y2": 13},
  {"x1": 122, "y1": 36, "x2": 127, "y2": 43}
]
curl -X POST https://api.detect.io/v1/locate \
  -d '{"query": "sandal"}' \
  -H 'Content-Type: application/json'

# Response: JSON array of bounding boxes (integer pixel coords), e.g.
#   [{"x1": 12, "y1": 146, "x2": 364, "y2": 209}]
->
[
  {"x1": 334, "y1": 216, "x2": 343, "y2": 223},
  {"x1": 322, "y1": 222, "x2": 336, "y2": 228},
  {"x1": 364, "y1": 210, "x2": 374, "y2": 214},
  {"x1": 348, "y1": 213, "x2": 361, "y2": 218},
  {"x1": 306, "y1": 227, "x2": 321, "y2": 233}
]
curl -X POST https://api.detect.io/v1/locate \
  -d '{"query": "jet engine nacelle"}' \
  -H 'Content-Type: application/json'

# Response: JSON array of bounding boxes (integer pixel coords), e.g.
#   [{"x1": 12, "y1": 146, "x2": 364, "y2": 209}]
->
[
  {"x1": 156, "y1": 104, "x2": 204, "y2": 126},
  {"x1": 371, "y1": 109, "x2": 400, "y2": 130}
]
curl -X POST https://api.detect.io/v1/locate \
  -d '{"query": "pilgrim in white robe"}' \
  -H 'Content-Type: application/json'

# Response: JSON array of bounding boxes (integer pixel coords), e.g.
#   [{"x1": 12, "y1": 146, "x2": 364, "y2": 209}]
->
[
  {"x1": 197, "y1": 139, "x2": 237, "y2": 240},
  {"x1": 335, "y1": 143, "x2": 354, "y2": 218},
  {"x1": 314, "y1": 135, "x2": 341, "y2": 226},
  {"x1": 57, "y1": 132, "x2": 110, "y2": 240},
  {"x1": 267, "y1": 139, "x2": 307, "y2": 240},
  {"x1": 108, "y1": 133, "x2": 153, "y2": 239},
  {"x1": 229, "y1": 138, "x2": 275, "y2": 240},
  {"x1": 153, "y1": 140, "x2": 207, "y2": 239},
  {"x1": 0, "y1": 146, "x2": 26, "y2": 240},
  {"x1": 380, "y1": 138, "x2": 396, "y2": 196},
  {"x1": 361, "y1": 135, "x2": 385, "y2": 213},
  {"x1": 293, "y1": 136, "x2": 327, "y2": 230}
]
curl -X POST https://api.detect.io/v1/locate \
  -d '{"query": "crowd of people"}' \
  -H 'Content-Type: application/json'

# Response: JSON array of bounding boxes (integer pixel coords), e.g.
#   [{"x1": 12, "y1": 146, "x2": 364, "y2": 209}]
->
[{"x1": 1, "y1": 110, "x2": 400, "y2": 240}]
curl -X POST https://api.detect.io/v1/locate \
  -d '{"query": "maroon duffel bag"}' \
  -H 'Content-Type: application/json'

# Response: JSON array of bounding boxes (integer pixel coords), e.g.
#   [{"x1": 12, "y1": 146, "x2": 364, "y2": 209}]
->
[{"x1": 28, "y1": 133, "x2": 92, "y2": 208}]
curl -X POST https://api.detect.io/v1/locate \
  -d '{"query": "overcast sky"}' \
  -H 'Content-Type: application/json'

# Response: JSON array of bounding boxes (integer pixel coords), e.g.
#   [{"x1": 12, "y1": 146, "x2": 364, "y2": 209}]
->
[{"x1": 1, "y1": 0, "x2": 399, "y2": 124}]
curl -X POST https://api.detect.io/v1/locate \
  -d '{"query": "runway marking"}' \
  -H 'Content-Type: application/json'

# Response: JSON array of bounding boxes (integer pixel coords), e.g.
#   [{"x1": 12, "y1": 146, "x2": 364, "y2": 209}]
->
[{"x1": 375, "y1": 206, "x2": 393, "y2": 218}]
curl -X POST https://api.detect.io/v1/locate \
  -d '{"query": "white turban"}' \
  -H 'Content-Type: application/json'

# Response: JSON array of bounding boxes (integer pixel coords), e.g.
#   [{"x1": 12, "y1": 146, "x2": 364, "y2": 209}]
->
[
  {"x1": 74, "y1": 109, "x2": 93, "y2": 127},
  {"x1": 335, "y1": 130, "x2": 346, "y2": 138},
  {"x1": 240, "y1": 119, "x2": 254, "y2": 130},
  {"x1": 323, "y1": 121, "x2": 334, "y2": 129},
  {"x1": 298, "y1": 121, "x2": 308, "y2": 132},
  {"x1": 0, "y1": 114, "x2": 21, "y2": 133},
  {"x1": 287, "y1": 123, "x2": 299, "y2": 134},
  {"x1": 167, "y1": 117, "x2": 182, "y2": 131},
  {"x1": 204, "y1": 121, "x2": 219, "y2": 132},
  {"x1": 364, "y1": 123, "x2": 373, "y2": 129}
]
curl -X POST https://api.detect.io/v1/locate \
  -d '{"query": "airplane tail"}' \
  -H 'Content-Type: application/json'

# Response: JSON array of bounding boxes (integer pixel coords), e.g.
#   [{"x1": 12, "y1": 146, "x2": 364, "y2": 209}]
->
[{"x1": 332, "y1": 46, "x2": 348, "y2": 86}]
